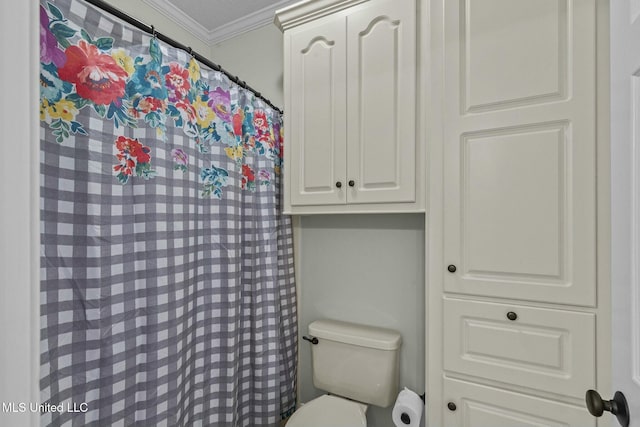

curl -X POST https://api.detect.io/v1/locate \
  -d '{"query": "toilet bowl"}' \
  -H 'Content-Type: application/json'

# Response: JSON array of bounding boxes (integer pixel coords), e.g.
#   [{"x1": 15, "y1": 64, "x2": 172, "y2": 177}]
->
[
  {"x1": 287, "y1": 319, "x2": 402, "y2": 427},
  {"x1": 286, "y1": 395, "x2": 367, "y2": 427}
]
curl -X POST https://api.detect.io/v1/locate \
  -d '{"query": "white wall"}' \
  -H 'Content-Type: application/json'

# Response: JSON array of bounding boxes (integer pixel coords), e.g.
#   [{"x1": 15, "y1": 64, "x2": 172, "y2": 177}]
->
[
  {"x1": 210, "y1": 25, "x2": 285, "y2": 109},
  {"x1": 0, "y1": 1, "x2": 40, "y2": 426}
]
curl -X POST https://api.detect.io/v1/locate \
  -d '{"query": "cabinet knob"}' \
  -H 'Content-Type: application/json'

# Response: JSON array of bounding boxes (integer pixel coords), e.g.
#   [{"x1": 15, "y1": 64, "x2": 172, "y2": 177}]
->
[
  {"x1": 336, "y1": 181, "x2": 342, "y2": 188},
  {"x1": 447, "y1": 402, "x2": 457, "y2": 411},
  {"x1": 447, "y1": 264, "x2": 457, "y2": 273},
  {"x1": 348, "y1": 180, "x2": 355, "y2": 187},
  {"x1": 506, "y1": 311, "x2": 518, "y2": 321}
]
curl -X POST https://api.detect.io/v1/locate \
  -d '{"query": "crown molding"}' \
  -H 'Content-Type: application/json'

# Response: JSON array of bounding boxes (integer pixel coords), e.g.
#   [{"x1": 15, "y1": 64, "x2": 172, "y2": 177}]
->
[
  {"x1": 209, "y1": 0, "x2": 298, "y2": 44},
  {"x1": 274, "y1": 0, "x2": 367, "y2": 31},
  {"x1": 141, "y1": 0, "x2": 298, "y2": 46}
]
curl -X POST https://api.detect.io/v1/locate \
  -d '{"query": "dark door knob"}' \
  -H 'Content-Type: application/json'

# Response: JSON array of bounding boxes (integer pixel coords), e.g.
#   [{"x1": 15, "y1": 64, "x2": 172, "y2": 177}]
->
[
  {"x1": 447, "y1": 265, "x2": 457, "y2": 273},
  {"x1": 506, "y1": 311, "x2": 518, "y2": 321},
  {"x1": 336, "y1": 181, "x2": 342, "y2": 188},
  {"x1": 585, "y1": 390, "x2": 630, "y2": 427},
  {"x1": 348, "y1": 180, "x2": 355, "y2": 187}
]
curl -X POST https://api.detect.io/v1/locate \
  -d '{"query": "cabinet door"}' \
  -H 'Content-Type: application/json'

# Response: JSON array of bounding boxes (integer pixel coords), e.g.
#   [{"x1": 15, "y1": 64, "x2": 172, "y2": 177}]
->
[
  {"x1": 288, "y1": 17, "x2": 347, "y2": 206},
  {"x1": 443, "y1": 378, "x2": 596, "y2": 427},
  {"x1": 345, "y1": 0, "x2": 416, "y2": 204},
  {"x1": 442, "y1": 0, "x2": 597, "y2": 305}
]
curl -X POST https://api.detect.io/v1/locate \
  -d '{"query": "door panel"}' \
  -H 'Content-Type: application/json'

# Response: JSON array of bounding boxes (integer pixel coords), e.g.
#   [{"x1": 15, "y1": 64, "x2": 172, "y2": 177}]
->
[
  {"x1": 346, "y1": 0, "x2": 416, "y2": 204},
  {"x1": 462, "y1": 123, "x2": 566, "y2": 280},
  {"x1": 444, "y1": 377, "x2": 596, "y2": 427},
  {"x1": 443, "y1": 0, "x2": 597, "y2": 306},
  {"x1": 462, "y1": 0, "x2": 568, "y2": 113},
  {"x1": 611, "y1": 0, "x2": 640, "y2": 423},
  {"x1": 289, "y1": 17, "x2": 347, "y2": 206},
  {"x1": 443, "y1": 297, "x2": 595, "y2": 398}
]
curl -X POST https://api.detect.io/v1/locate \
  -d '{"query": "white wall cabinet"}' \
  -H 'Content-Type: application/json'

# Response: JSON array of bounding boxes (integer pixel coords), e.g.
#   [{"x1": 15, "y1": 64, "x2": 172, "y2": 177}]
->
[
  {"x1": 276, "y1": 0, "x2": 423, "y2": 214},
  {"x1": 428, "y1": 0, "x2": 609, "y2": 425}
]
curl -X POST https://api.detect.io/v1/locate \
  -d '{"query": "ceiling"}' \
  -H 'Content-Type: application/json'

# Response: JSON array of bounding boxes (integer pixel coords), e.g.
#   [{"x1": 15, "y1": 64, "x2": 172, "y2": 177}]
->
[{"x1": 141, "y1": 0, "x2": 300, "y2": 44}]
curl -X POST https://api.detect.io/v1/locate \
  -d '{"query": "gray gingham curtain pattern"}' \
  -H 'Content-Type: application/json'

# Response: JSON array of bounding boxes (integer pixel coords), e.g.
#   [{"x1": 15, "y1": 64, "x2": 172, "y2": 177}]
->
[{"x1": 39, "y1": 0, "x2": 297, "y2": 425}]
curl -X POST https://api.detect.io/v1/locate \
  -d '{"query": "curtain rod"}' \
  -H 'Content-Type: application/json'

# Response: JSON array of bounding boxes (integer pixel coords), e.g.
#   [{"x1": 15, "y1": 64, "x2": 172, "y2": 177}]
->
[{"x1": 82, "y1": 0, "x2": 284, "y2": 115}]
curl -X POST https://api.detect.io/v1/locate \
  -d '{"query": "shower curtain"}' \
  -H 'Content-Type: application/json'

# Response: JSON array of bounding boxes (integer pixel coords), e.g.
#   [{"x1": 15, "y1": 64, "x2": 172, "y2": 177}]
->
[{"x1": 39, "y1": 0, "x2": 297, "y2": 425}]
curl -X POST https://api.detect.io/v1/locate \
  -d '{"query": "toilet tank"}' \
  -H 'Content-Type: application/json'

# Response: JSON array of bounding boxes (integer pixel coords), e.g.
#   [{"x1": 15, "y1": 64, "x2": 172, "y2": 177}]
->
[{"x1": 308, "y1": 319, "x2": 402, "y2": 408}]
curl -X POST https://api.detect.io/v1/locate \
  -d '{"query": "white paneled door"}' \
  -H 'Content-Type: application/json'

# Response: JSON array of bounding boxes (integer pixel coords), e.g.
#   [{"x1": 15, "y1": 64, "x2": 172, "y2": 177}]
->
[
  {"x1": 443, "y1": 0, "x2": 598, "y2": 307},
  {"x1": 608, "y1": 0, "x2": 640, "y2": 425}
]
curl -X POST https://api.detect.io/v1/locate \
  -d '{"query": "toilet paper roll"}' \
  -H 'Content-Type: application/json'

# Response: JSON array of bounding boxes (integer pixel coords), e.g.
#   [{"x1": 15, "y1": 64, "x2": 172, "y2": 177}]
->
[{"x1": 392, "y1": 387, "x2": 424, "y2": 427}]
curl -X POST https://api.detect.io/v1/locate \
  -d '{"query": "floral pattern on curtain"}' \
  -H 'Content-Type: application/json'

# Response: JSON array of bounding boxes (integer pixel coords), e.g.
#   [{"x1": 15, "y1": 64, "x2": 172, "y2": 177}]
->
[
  {"x1": 40, "y1": 1, "x2": 282, "y2": 196},
  {"x1": 39, "y1": 0, "x2": 297, "y2": 425}
]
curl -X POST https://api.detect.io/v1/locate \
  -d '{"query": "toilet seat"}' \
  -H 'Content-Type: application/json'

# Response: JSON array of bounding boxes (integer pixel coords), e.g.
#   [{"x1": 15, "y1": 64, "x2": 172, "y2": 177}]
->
[{"x1": 286, "y1": 394, "x2": 367, "y2": 427}]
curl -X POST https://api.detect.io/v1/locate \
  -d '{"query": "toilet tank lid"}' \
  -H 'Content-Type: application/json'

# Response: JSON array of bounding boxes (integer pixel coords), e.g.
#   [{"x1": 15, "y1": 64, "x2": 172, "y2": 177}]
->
[{"x1": 309, "y1": 319, "x2": 402, "y2": 350}]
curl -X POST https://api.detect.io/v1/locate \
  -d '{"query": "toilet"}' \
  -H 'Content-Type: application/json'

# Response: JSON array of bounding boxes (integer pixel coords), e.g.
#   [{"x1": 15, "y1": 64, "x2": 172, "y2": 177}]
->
[{"x1": 287, "y1": 319, "x2": 402, "y2": 427}]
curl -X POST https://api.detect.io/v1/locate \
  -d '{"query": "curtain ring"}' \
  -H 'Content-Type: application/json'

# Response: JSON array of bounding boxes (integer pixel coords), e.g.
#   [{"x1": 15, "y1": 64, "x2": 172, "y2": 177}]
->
[
  {"x1": 151, "y1": 25, "x2": 157, "y2": 39},
  {"x1": 187, "y1": 47, "x2": 194, "y2": 58}
]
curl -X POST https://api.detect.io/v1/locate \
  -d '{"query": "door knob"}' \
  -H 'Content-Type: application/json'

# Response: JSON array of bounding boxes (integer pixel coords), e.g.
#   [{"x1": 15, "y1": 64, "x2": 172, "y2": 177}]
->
[
  {"x1": 348, "y1": 180, "x2": 355, "y2": 187},
  {"x1": 585, "y1": 390, "x2": 630, "y2": 427},
  {"x1": 336, "y1": 181, "x2": 342, "y2": 188}
]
